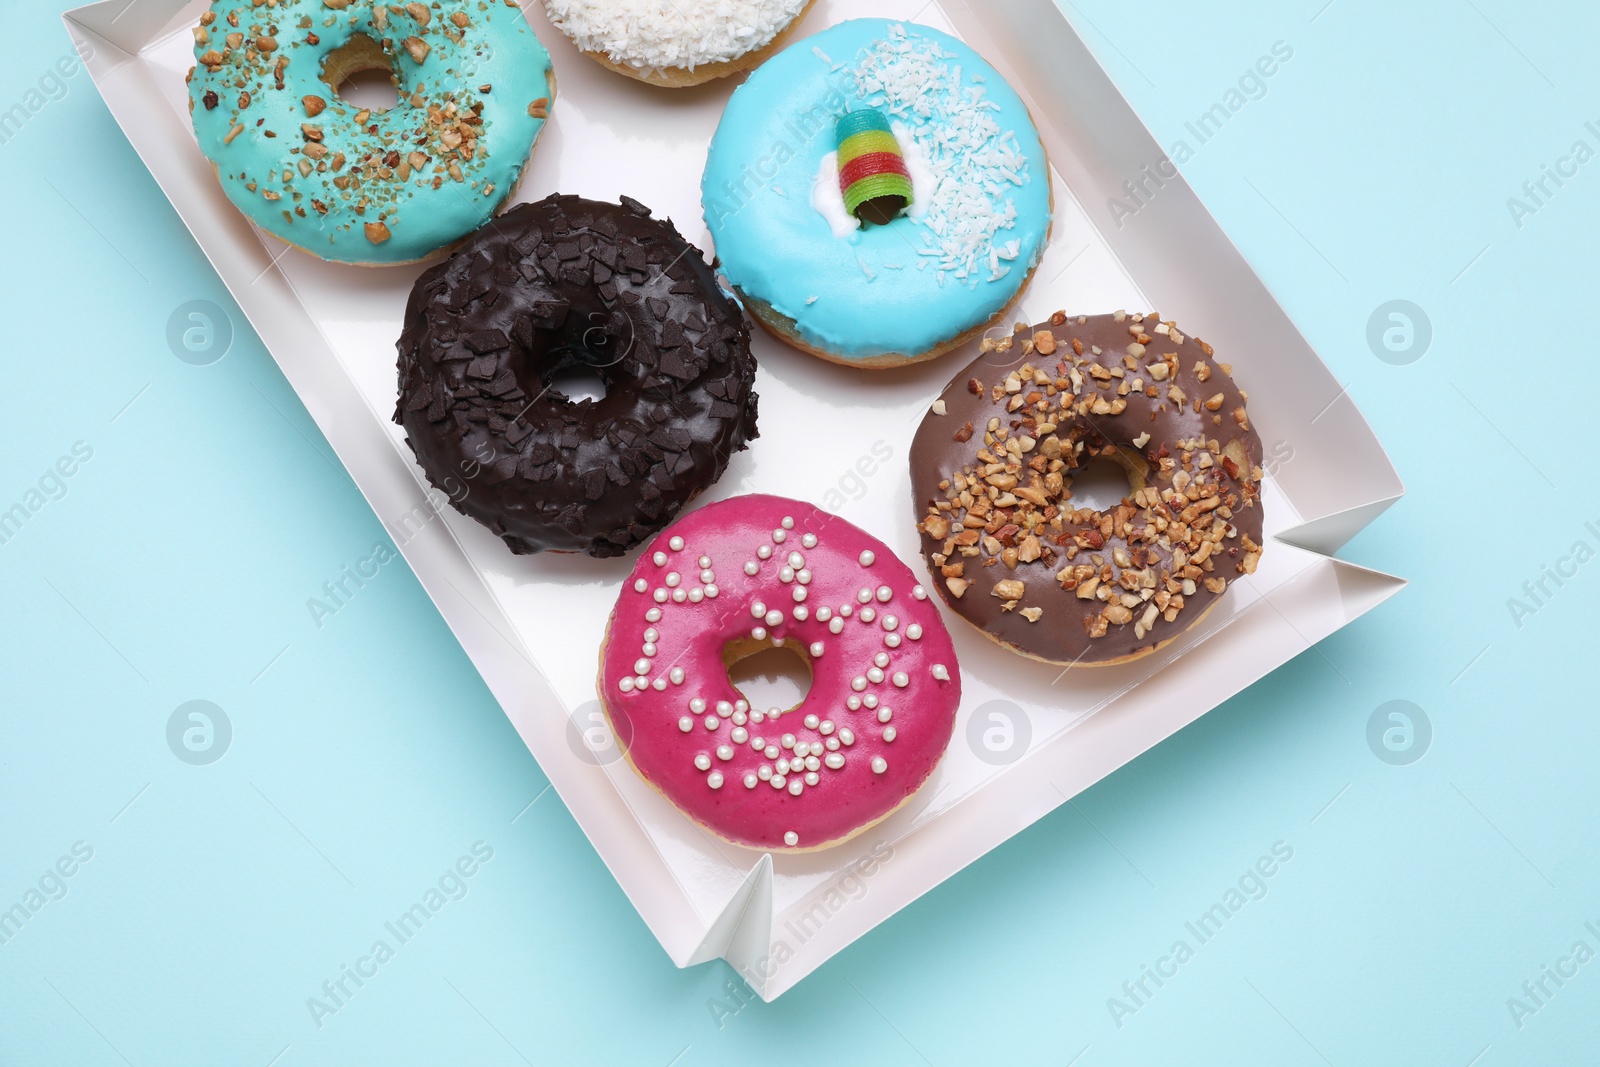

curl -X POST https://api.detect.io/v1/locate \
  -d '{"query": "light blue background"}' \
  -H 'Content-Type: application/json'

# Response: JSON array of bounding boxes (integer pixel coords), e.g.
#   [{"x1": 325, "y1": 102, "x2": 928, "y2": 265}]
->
[{"x1": 2, "y1": 0, "x2": 1594, "y2": 1063}]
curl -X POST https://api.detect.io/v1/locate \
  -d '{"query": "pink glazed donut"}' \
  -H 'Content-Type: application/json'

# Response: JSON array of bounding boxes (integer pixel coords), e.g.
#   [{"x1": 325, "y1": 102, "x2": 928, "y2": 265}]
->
[{"x1": 598, "y1": 494, "x2": 961, "y2": 852}]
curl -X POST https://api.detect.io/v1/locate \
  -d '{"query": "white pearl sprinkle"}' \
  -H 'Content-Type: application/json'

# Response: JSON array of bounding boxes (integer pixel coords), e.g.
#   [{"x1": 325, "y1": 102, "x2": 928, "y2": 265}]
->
[
  {"x1": 751, "y1": 602, "x2": 766, "y2": 619},
  {"x1": 892, "y1": 672, "x2": 909, "y2": 687},
  {"x1": 863, "y1": 694, "x2": 878, "y2": 709},
  {"x1": 860, "y1": 607, "x2": 876, "y2": 623},
  {"x1": 758, "y1": 545, "x2": 773, "y2": 560},
  {"x1": 772, "y1": 529, "x2": 787, "y2": 543},
  {"x1": 805, "y1": 772, "x2": 819, "y2": 786},
  {"x1": 706, "y1": 585, "x2": 718, "y2": 599},
  {"x1": 744, "y1": 561, "x2": 759, "y2": 576},
  {"x1": 642, "y1": 642, "x2": 657, "y2": 657},
  {"x1": 699, "y1": 556, "x2": 711, "y2": 569},
  {"x1": 759, "y1": 765, "x2": 773, "y2": 780},
  {"x1": 652, "y1": 552, "x2": 667, "y2": 567},
  {"x1": 700, "y1": 570, "x2": 715, "y2": 584},
  {"x1": 668, "y1": 667, "x2": 685, "y2": 686},
  {"x1": 803, "y1": 714, "x2": 819, "y2": 729},
  {"x1": 784, "y1": 831, "x2": 799, "y2": 846},
  {"x1": 841, "y1": 605, "x2": 853, "y2": 617},
  {"x1": 867, "y1": 667, "x2": 885, "y2": 684},
  {"x1": 688, "y1": 589, "x2": 703, "y2": 603},
  {"x1": 750, "y1": 709, "x2": 766, "y2": 724},
  {"x1": 653, "y1": 678, "x2": 667, "y2": 691},
  {"x1": 671, "y1": 589, "x2": 686, "y2": 603},
  {"x1": 765, "y1": 610, "x2": 783, "y2": 627},
  {"x1": 619, "y1": 677, "x2": 635, "y2": 693},
  {"x1": 871, "y1": 757, "x2": 888, "y2": 774},
  {"x1": 829, "y1": 617, "x2": 845, "y2": 635},
  {"x1": 802, "y1": 533, "x2": 817, "y2": 548},
  {"x1": 788, "y1": 779, "x2": 804, "y2": 796},
  {"x1": 643, "y1": 628, "x2": 659, "y2": 642},
  {"x1": 653, "y1": 589, "x2": 668, "y2": 603},
  {"x1": 678, "y1": 715, "x2": 693, "y2": 732},
  {"x1": 820, "y1": 719, "x2": 835, "y2": 735},
  {"x1": 751, "y1": 627, "x2": 767, "y2": 641},
  {"x1": 857, "y1": 589, "x2": 872, "y2": 604},
  {"x1": 764, "y1": 745, "x2": 780, "y2": 759},
  {"x1": 804, "y1": 755, "x2": 820, "y2": 771},
  {"x1": 913, "y1": 585, "x2": 928, "y2": 600},
  {"x1": 731, "y1": 727, "x2": 748, "y2": 744},
  {"x1": 883, "y1": 726, "x2": 897, "y2": 742},
  {"x1": 793, "y1": 606, "x2": 810, "y2": 621},
  {"x1": 781, "y1": 733, "x2": 796, "y2": 749},
  {"x1": 716, "y1": 701, "x2": 733, "y2": 717},
  {"x1": 826, "y1": 752, "x2": 846, "y2": 769},
  {"x1": 809, "y1": 641, "x2": 825, "y2": 657},
  {"x1": 751, "y1": 736, "x2": 766, "y2": 751},
  {"x1": 906, "y1": 623, "x2": 923, "y2": 640},
  {"x1": 669, "y1": 536, "x2": 685, "y2": 551},
  {"x1": 878, "y1": 707, "x2": 893, "y2": 723},
  {"x1": 859, "y1": 550, "x2": 876, "y2": 567},
  {"x1": 634, "y1": 579, "x2": 648, "y2": 593},
  {"x1": 732, "y1": 711, "x2": 748, "y2": 726},
  {"x1": 825, "y1": 737, "x2": 840, "y2": 751},
  {"x1": 850, "y1": 677, "x2": 867, "y2": 692},
  {"x1": 634, "y1": 658, "x2": 651, "y2": 674},
  {"x1": 635, "y1": 676, "x2": 648, "y2": 689},
  {"x1": 690, "y1": 698, "x2": 707, "y2": 713},
  {"x1": 876, "y1": 586, "x2": 892, "y2": 603},
  {"x1": 816, "y1": 606, "x2": 832, "y2": 622},
  {"x1": 704, "y1": 716, "x2": 718, "y2": 730},
  {"x1": 874, "y1": 652, "x2": 890, "y2": 668},
  {"x1": 882, "y1": 614, "x2": 898, "y2": 631},
  {"x1": 885, "y1": 634, "x2": 902, "y2": 648},
  {"x1": 847, "y1": 695, "x2": 862, "y2": 711},
  {"x1": 797, "y1": 569, "x2": 812, "y2": 586},
  {"x1": 839, "y1": 728, "x2": 855, "y2": 745},
  {"x1": 781, "y1": 516, "x2": 794, "y2": 529},
  {"x1": 717, "y1": 745, "x2": 733, "y2": 761},
  {"x1": 646, "y1": 608, "x2": 662, "y2": 623},
  {"x1": 776, "y1": 758, "x2": 790, "y2": 775},
  {"x1": 735, "y1": 699, "x2": 748, "y2": 713},
  {"x1": 771, "y1": 774, "x2": 785, "y2": 790},
  {"x1": 744, "y1": 773, "x2": 759, "y2": 789},
  {"x1": 694, "y1": 753, "x2": 711, "y2": 771},
  {"x1": 665, "y1": 572, "x2": 680, "y2": 588},
  {"x1": 779, "y1": 566, "x2": 795, "y2": 583},
  {"x1": 788, "y1": 552, "x2": 804, "y2": 568},
  {"x1": 932, "y1": 664, "x2": 950, "y2": 681},
  {"x1": 792, "y1": 587, "x2": 807, "y2": 603},
  {"x1": 708, "y1": 772, "x2": 724, "y2": 789}
]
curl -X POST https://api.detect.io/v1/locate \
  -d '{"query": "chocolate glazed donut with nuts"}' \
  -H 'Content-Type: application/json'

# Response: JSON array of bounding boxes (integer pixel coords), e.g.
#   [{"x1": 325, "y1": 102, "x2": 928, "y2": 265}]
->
[
  {"x1": 909, "y1": 311, "x2": 1265, "y2": 667},
  {"x1": 395, "y1": 194, "x2": 759, "y2": 558}
]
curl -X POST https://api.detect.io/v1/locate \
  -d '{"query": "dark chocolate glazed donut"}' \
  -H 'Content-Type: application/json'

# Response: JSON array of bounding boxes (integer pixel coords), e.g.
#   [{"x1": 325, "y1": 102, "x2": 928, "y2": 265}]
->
[
  {"x1": 910, "y1": 311, "x2": 1264, "y2": 666},
  {"x1": 395, "y1": 194, "x2": 759, "y2": 558}
]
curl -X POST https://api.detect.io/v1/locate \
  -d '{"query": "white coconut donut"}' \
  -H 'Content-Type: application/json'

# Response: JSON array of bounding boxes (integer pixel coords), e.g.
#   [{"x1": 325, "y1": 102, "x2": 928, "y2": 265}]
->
[{"x1": 542, "y1": 0, "x2": 815, "y2": 87}]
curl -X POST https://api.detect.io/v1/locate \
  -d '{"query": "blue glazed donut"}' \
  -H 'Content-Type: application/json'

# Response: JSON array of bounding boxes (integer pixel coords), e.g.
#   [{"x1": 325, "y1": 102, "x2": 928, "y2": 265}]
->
[
  {"x1": 187, "y1": 0, "x2": 555, "y2": 265},
  {"x1": 702, "y1": 20, "x2": 1053, "y2": 369}
]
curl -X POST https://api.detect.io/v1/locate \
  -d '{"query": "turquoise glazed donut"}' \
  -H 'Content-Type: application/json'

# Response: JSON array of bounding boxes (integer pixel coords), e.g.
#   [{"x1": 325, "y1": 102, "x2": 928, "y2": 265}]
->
[
  {"x1": 702, "y1": 20, "x2": 1052, "y2": 369},
  {"x1": 187, "y1": 0, "x2": 555, "y2": 265}
]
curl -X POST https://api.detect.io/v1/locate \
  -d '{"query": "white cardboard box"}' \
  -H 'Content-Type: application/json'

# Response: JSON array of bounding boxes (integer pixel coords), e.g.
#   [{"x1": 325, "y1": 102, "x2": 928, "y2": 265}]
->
[{"x1": 66, "y1": 0, "x2": 1404, "y2": 1000}]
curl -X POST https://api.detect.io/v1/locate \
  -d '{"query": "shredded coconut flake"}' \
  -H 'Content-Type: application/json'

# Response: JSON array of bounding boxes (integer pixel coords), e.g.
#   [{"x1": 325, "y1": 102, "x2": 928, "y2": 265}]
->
[
  {"x1": 545, "y1": 0, "x2": 808, "y2": 73},
  {"x1": 851, "y1": 24, "x2": 1031, "y2": 290}
]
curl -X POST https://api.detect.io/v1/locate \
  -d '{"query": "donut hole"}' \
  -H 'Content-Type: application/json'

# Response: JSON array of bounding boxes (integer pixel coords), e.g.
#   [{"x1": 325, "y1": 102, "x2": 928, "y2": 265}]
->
[
  {"x1": 320, "y1": 33, "x2": 401, "y2": 114},
  {"x1": 723, "y1": 639, "x2": 813, "y2": 718},
  {"x1": 545, "y1": 364, "x2": 609, "y2": 404},
  {"x1": 1068, "y1": 453, "x2": 1144, "y2": 512}
]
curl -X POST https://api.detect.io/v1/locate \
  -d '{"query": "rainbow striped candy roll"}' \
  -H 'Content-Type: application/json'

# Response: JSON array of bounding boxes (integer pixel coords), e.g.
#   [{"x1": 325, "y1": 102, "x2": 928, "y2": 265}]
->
[{"x1": 836, "y1": 109, "x2": 913, "y2": 222}]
